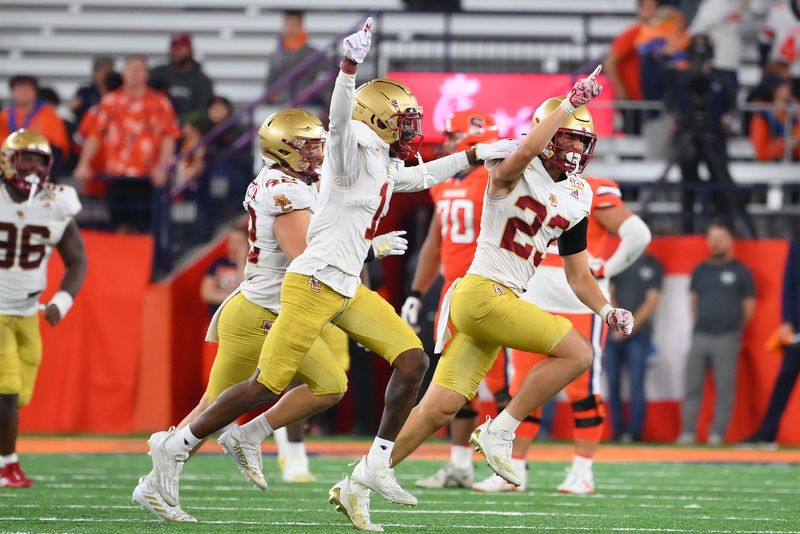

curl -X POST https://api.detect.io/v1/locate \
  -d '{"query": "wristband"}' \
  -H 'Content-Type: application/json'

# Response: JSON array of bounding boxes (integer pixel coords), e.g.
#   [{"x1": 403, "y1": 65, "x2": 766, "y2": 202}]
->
[
  {"x1": 409, "y1": 290, "x2": 423, "y2": 299},
  {"x1": 340, "y1": 58, "x2": 358, "y2": 75},
  {"x1": 48, "y1": 290, "x2": 74, "y2": 319},
  {"x1": 600, "y1": 303, "x2": 613, "y2": 322}
]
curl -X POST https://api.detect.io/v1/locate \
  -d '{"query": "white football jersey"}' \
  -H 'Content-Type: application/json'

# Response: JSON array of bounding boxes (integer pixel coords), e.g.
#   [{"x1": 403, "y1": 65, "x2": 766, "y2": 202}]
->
[
  {"x1": 288, "y1": 70, "x2": 469, "y2": 298},
  {"x1": 467, "y1": 157, "x2": 592, "y2": 294},
  {"x1": 0, "y1": 183, "x2": 81, "y2": 316},
  {"x1": 240, "y1": 167, "x2": 317, "y2": 314}
]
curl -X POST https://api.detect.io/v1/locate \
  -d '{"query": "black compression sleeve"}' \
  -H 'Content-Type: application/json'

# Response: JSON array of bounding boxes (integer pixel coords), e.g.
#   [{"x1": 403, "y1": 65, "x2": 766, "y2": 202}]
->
[{"x1": 557, "y1": 217, "x2": 588, "y2": 256}]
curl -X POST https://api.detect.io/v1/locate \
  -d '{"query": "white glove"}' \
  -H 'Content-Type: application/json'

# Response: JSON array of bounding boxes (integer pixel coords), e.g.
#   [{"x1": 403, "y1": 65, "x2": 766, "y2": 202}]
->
[
  {"x1": 587, "y1": 256, "x2": 606, "y2": 279},
  {"x1": 601, "y1": 304, "x2": 634, "y2": 336},
  {"x1": 561, "y1": 64, "x2": 603, "y2": 115},
  {"x1": 401, "y1": 295, "x2": 423, "y2": 330},
  {"x1": 475, "y1": 139, "x2": 520, "y2": 161},
  {"x1": 343, "y1": 17, "x2": 373, "y2": 64},
  {"x1": 372, "y1": 230, "x2": 408, "y2": 259}
]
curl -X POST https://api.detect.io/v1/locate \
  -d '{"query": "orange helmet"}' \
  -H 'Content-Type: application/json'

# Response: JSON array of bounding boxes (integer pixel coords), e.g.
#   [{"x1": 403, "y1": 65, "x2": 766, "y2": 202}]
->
[{"x1": 442, "y1": 110, "x2": 499, "y2": 153}]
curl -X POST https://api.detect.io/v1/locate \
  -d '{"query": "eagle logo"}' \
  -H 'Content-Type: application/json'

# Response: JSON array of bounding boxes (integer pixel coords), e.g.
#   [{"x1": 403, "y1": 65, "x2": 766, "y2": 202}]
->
[{"x1": 273, "y1": 194, "x2": 293, "y2": 213}]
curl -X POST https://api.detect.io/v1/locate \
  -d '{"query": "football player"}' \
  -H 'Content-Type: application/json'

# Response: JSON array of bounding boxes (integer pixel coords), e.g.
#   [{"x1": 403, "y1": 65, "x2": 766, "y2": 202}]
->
[
  {"x1": 133, "y1": 108, "x2": 406, "y2": 521},
  {"x1": 0, "y1": 130, "x2": 86, "y2": 488},
  {"x1": 472, "y1": 103, "x2": 651, "y2": 493},
  {"x1": 148, "y1": 18, "x2": 514, "y2": 531},
  {"x1": 333, "y1": 67, "x2": 636, "y2": 528},
  {"x1": 401, "y1": 110, "x2": 510, "y2": 490}
]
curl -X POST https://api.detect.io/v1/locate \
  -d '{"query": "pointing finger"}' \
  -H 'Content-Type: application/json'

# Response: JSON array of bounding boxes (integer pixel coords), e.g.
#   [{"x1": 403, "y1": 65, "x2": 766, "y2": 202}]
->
[
  {"x1": 589, "y1": 64, "x2": 602, "y2": 79},
  {"x1": 363, "y1": 16, "x2": 373, "y2": 33}
]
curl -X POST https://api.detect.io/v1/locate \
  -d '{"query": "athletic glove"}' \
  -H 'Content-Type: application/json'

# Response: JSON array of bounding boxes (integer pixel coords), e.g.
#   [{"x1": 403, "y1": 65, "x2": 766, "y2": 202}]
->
[
  {"x1": 601, "y1": 304, "x2": 634, "y2": 336},
  {"x1": 372, "y1": 230, "x2": 408, "y2": 259},
  {"x1": 401, "y1": 294, "x2": 423, "y2": 330},
  {"x1": 561, "y1": 64, "x2": 603, "y2": 115},
  {"x1": 343, "y1": 17, "x2": 373, "y2": 64},
  {"x1": 475, "y1": 139, "x2": 520, "y2": 161},
  {"x1": 588, "y1": 256, "x2": 606, "y2": 279}
]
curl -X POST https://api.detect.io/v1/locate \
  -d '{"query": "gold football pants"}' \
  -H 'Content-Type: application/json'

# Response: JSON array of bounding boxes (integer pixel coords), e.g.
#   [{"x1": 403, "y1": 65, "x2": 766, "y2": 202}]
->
[
  {"x1": 205, "y1": 292, "x2": 348, "y2": 399},
  {"x1": 433, "y1": 274, "x2": 572, "y2": 400},
  {"x1": 257, "y1": 273, "x2": 422, "y2": 395},
  {"x1": 0, "y1": 314, "x2": 42, "y2": 406}
]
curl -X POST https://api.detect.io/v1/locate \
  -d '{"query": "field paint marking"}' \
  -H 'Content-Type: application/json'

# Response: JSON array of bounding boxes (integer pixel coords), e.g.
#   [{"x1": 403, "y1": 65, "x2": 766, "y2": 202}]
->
[{"x1": 0, "y1": 517, "x2": 799, "y2": 533}]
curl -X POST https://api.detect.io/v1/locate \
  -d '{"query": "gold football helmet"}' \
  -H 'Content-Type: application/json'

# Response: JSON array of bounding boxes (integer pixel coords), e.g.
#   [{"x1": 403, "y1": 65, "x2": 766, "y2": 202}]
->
[
  {"x1": 258, "y1": 108, "x2": 326, "y2": 182},
  {"x1": 0, "y1": 129, "x2": 53, "y2": 197},
  {"x1": 532, "y1": 97, "x2": 596, "y2": 174},
  {"x1": 352, "y1": 78, "x2": 423, "y2": 161}
]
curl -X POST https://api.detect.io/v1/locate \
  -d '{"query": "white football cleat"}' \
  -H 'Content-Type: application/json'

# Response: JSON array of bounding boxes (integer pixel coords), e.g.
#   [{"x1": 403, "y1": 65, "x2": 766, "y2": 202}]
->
[
  {"x1": 148, "y1": 428, "x2": 187, "y2": 507},
  {"x1": 469, "y1": 417, "x2": 521, "y2": 487},
  {"x1": 352, "y1": 455, "x2": 417, "y2": 506},
  {"x1": 329, "y1": 475, "x2": 384, "y2": 532},
  {"x1": 415, "y1": 462, "x2": 474, "y2": 489},
  {"x1": 472, "y1": 470, "x2": 526, "y2": 493},
  {"x1": 218, "y1": 424, "x2": 267, "y2": 490},
  {"x1": 557, "y1": 469, "x2": 595, "y2": 495},
  {"x1": 279, "y1": 454, "x2": 316, "y2": 483},
  {"x1": 132, "y1": 473, "x2": 197, "y2": 522}
]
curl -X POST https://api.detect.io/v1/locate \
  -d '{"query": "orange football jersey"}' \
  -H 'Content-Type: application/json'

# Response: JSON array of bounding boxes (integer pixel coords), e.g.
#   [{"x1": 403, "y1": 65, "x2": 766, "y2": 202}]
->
[
  {"x1": 429, "y1": 165, "x2": 489, "y2": 286},
  {"x1": 538, "y1": 175, "x2": 624, "y2": 268}
]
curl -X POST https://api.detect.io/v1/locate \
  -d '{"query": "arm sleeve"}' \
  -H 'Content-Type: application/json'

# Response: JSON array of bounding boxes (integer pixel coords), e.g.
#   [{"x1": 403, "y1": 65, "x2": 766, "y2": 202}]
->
[
  {"x1": 783, "y1": 237, "x2": 800, "y2": 327},
  {"x1": 603, "y1": 215, "x2": 652, "y2": 278},
  {"x1": 394, "y1": 151, "x2": 470, "y2": 192},
  {"x1": 557, "y1": 217, "x2": 588, "y2": 256},
  {"x1": 328, "y1": 70, "x2": 360, "y2": 188}
]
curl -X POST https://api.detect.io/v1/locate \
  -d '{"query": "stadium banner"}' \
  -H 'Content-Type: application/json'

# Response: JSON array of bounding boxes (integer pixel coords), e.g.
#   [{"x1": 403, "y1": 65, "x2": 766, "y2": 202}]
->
[
  {"x1": 387, "y1": 72, "x2": 614, "y2": 144},
  {"x1": 20, "y1": 231, "x2": 153, "y2": 433}
]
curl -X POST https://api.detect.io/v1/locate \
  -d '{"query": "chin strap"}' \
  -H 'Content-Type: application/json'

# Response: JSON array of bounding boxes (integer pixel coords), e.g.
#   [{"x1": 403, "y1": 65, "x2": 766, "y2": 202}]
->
[{"x1": 24, "y1": 173, "x2": 41, "y2": 205}]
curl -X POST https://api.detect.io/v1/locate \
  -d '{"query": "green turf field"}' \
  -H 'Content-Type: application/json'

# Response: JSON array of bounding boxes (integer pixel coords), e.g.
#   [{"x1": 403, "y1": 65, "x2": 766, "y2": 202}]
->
[{"x1": 1, "y1": 453, "x2": 798, "y2": 533}]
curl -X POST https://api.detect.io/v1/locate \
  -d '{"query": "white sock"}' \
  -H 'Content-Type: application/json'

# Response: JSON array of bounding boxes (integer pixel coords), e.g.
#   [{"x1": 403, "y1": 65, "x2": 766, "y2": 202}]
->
[
  {"x1": 450, "y1": 445, "x2": 473, "y2": 470},
  {"x1": 490, "y1": 410, "x2": 521, "y2": 434},
  {"x1": 572, "y1": 454, "x2": 593, "y2": 477},
  {"x1": 0, "y1": 453, "x2": 18, "y2": 466},
  {"x1": 273, "y1": 426, "x2": 289, "y2": 455},
  {"x1": 170, "y1": 426, "x2": 201, "y2": 455},
  {"x1": 284, "y1": 440, "x2": 306, "y2": 460},
  {"x1": 366, "y1": 437, "x2": 394, "y2": 468},
  {"x1": 511, "y1": 457, "x2": 526, "y2": 480},
  {"x1": 240, "y1": 415, "x2": 273, "y2": 443}
]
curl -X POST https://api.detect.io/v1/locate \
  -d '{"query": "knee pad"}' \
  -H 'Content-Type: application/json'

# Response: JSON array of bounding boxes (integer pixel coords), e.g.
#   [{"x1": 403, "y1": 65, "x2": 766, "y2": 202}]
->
[{"x1": 571, "y1": 395, "x2": 605, "y2": 428}]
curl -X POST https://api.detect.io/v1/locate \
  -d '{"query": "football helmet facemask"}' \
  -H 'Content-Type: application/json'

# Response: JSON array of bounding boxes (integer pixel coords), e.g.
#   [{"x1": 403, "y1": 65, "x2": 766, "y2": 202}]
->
[
  {"x1": 353, "y1": 78, "x2": 423, "y2": 161},
  {"x1": 532, "y1": 97, "x2": 596, "y2": 175},
  {"x1": 258, "y1": 108, "x2": 326, "y2": 183},
  {"x1": 0, "y1": 129, "x2": 53, "y2": 199}
]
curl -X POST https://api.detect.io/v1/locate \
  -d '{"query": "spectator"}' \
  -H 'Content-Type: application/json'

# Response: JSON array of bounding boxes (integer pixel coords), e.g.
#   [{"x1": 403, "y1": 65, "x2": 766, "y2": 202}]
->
[
  {"x1": 677, "y1": 221, "x2": 755, "y2": 446},
  {"x1": 749, "y1": 76, "x2": 800, "y2": 161},
  {"x1": 741, "y1": 232, "x2": 800, "y2": 447},
  {"x1": 636, "y1": 6, "x2": 690, "y2": 106},
  {"x1": 665, "y1": 34, "x2": 753, "y2": 236},
  {"x1": 604, "y1": 0, "x2": 659, "y2": 133},
  {"x1": 74, "y1": 55, "x2": 180, "y2": 233},
  {"x1": 73, "y1": 71, "x2": 123, "y2": 197},
  {"x1": 200, "y1": 226, "x2": 248, "y2": 317},
  {"x1": 199, "y1": 96, "x2": 245, "y2": 154},
  {"x1": 688, "y1": 0, "x2": 744, "y2": 97},
  {"x1": 175, "y1": 120, "x2": 207, "y2": 188},
  {"x1": 0, "y1": 75, "x2": 70, "y2": 170},
  {"x1": 760, "y1": 0, "x2": 800, "y2": 100},
  {"x1": 69, "y1": 56, "x2": 115, "y2": 127},
  {"x1": 199, "y1": 95, "x2": 252, "y2": 193},
  {"x1": 150, "y1": 33, "x2": 214, "y2": 120},
  {"x1": 266, "y1": 10, "x2": 327, "y2": 105},
  {"x1": 605, "y1": 253, "x2": 664, "y2": 442}
]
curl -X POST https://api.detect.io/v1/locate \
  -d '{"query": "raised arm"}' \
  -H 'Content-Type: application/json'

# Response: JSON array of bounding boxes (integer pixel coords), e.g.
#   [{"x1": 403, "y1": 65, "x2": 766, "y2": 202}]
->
[
  {"x1": 489, "y1": 66, "x2": 603, "y2": 197},
  {"x1": 329, "y1": 18, "x2": 373, "y2": 188}
]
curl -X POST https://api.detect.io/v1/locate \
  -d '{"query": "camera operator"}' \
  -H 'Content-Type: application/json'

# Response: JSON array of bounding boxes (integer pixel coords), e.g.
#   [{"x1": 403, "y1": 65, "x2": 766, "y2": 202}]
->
[{"x1": 665, "y1": 34, "x2": 755, "y2": 237}]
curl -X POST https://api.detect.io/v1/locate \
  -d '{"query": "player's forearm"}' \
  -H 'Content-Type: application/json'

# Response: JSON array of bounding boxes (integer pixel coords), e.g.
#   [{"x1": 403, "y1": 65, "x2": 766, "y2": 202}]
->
[
  {"x1": 603, "y1": 215, "x2": 651, "y2": 278},
  {"x1": 567, "y1": 270, "x2": 610, "y2": 317},
  {"x1": 397, "y1": 151, "x2": 470, "y2": 192},
  {"x1": 56, "y1": 222, "x2": 87, "y2": 298},
  {"x1": 492, "y1": 106, "x2": 568, "y2": 184}
]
